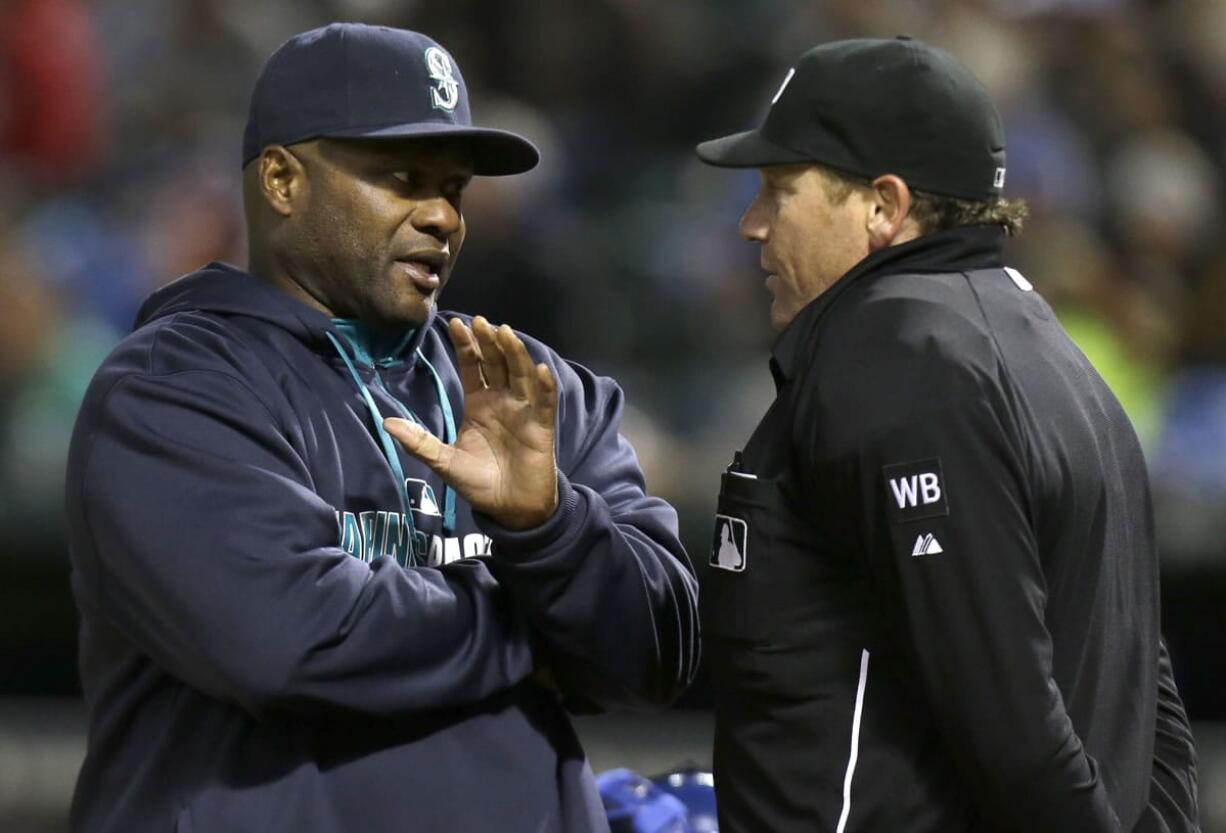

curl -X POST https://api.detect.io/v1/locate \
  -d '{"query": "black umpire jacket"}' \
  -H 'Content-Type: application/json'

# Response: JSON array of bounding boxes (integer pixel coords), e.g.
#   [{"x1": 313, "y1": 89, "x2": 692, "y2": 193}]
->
[{"x1": 703, "y1": 225, "x2": 1199, "y2": 833}]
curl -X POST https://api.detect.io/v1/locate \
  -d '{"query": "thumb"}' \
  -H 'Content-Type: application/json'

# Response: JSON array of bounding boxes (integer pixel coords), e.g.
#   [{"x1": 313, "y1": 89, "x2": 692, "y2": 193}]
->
[{"x1": 384, "y1": 418, "x2": 449, "y2": 474}]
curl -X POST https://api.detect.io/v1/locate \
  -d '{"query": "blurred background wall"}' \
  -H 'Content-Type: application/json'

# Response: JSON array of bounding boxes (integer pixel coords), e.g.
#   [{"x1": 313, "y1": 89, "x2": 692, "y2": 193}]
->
[{"x1": 1, "y1": 0, "x2": 1223, "y2": 829}]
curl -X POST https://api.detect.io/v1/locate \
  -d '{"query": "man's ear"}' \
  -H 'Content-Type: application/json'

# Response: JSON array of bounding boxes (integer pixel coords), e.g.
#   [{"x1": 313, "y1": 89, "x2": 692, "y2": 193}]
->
[
  {"x1": 865, "y1": 174, "x2": 916, "y2": 251},
  {"x1": 259, "y1": 146, "x2": 306, "y2": 217}
]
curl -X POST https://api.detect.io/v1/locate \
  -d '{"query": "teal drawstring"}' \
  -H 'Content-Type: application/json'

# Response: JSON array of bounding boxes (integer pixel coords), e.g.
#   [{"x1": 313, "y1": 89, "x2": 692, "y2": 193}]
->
[
  {"x1": 326, "y1": 322, "x2": 462, "y2": 559},
  {"x1": 367, "y1": 353, "x2": 457, "y2": 535},
  {"x1": 414, "y1": 349, "x2": 457, "y2": 534},
  {"x1": 325, "y1": 331, "x2": 421, "y2": 566}
]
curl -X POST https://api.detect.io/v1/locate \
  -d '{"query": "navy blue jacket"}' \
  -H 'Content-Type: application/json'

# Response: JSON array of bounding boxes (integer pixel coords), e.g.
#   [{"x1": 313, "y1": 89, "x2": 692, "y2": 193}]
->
[{"x1": 66, "y1": 263, "x2": 700, "y2": 832}]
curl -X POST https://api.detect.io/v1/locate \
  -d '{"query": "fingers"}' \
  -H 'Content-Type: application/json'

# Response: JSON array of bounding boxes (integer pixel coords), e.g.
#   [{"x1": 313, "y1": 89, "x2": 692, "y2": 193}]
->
[
  {"x1": 462, "y1": 316, "x2": 551, "y2": 407},
  {"x1": 499, "y1": 324, "x2": 538, "y2": 400},
  {"x1": 471, "y1": 316, "x2": 509, "y2": 390},
  {"x1": 534, "y1": 362, "x2": 558, "y2": 423},
  {"x1": 447, "y1": 317, "x2": 485, "y2": 395},
  {"x1": 384, "y1": 417, "x2": 453, "y2": 478}
]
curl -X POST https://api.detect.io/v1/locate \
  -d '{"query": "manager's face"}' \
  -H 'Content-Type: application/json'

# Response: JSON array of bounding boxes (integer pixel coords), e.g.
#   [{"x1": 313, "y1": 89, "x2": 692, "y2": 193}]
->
[
  {"x1": 739, "y1": 164, "x2": 873, "y2": 332},
  {"x1": 280, "y1": 138, "x2": 472, "y2": 330}
]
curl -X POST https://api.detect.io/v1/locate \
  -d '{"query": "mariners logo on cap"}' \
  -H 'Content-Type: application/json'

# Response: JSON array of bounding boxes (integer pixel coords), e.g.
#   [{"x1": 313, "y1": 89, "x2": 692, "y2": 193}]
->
[{"x1": 424, "y1": 46, "x2": 459, "y2": 112}]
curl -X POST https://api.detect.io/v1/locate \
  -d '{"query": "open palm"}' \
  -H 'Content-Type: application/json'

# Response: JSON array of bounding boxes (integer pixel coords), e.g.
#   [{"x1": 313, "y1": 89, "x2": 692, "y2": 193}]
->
[{"x1": 385, "y1": 316, "x2": 559, "y2": 531}]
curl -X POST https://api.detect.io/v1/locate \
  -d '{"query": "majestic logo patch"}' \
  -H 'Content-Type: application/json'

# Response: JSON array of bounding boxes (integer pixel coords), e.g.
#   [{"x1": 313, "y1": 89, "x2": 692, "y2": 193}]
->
[
  {"x1": 424, "y1": 46, "x2": 460, "y2": 111},
  {"x1": 710, "y1": 514, "x2": 748, "y2": 572},
  {"x1": 911, "y1": 533, "x2": 944, "y2": 557},
  {"x1": 883, "y1": 458, "x2": 949, "y2": 522}
]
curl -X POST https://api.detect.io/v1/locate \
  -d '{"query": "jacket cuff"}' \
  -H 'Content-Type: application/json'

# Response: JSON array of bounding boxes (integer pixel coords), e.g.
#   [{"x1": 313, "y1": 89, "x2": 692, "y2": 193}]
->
[{"x1": 474, "y1": 472, "x2": 583, "y2": 559}]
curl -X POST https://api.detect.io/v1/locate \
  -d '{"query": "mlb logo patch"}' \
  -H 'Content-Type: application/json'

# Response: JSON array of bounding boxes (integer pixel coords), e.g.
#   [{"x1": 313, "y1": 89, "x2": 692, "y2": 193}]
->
[
  {"x1": 405, "y1": 478, "x2": 442, "y2": 516},
  {"x1": 710, "y1": 514, "x2": 748, "y2": 572}
]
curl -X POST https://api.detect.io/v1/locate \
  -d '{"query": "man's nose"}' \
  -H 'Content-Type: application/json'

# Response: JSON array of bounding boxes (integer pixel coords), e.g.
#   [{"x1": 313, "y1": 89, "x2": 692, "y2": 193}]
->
[
  {"x1": 411, "y1": 195, "x2": 462, "y2": 240},
  {"x1": 739, "y1": 197, "x2": 768, "y2": 243}
]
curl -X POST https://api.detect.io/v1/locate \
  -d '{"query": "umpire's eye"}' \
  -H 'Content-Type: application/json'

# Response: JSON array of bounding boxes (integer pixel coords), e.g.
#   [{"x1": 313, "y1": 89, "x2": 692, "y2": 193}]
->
[{"x1": 391, "y1": 171, "x2": 414, "y2": 186}]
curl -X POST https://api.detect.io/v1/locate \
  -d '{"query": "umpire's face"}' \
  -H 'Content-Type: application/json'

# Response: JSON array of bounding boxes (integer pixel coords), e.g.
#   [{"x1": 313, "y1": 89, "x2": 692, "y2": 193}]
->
[
  {"x1": 270, "y1": 138, "x2": 472, "y2": 330},
  {"x1": 739, "y1": 164, "x2": 874, "y2": 331}
]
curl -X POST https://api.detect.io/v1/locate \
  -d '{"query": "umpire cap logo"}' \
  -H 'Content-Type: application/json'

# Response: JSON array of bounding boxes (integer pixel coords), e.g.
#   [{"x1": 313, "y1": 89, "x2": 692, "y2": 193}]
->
[{"x1": 711, "y1": 514, "x2": 748, "y2": 572}]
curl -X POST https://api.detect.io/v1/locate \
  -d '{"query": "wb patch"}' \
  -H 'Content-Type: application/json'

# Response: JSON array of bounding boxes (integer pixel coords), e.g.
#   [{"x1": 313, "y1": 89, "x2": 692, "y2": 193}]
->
[
  {"x1": 883, "y1": 458, "x2": 948, "y2": 523},
  {"x1": 710, "y1": 514, "x2": 748, "y2": 572}
]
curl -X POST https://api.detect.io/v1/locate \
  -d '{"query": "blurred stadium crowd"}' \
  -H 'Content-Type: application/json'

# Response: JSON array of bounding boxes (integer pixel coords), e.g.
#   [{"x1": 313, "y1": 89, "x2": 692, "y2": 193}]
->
[{"x1": 1, "y1": 0, "x2": 1224, "y2": 703}]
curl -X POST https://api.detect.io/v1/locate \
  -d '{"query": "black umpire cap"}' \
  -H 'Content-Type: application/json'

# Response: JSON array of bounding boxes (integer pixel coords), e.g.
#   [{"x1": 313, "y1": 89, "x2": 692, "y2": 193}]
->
[
  {"x1": 696, "y1": 36, "x2": 1007, "y2": 201},
  {"x1": 242, "y1": 23, "x2": 539, "y2": 176}
]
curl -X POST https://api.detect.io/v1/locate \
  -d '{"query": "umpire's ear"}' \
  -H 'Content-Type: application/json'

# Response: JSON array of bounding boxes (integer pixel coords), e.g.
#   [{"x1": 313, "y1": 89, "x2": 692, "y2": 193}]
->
[
  {"x1": 257, "y1": 145, "x2": 305, "y2": 217},
  {"x1": 866, "y1": 174, "x2": 919, "y2": 251}
]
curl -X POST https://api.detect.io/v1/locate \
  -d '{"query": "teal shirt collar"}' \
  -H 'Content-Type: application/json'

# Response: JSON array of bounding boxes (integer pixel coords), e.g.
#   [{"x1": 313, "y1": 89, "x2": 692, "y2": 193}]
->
[{"x1": 330, "y1": 319, "x2": 418, "y2": 368}]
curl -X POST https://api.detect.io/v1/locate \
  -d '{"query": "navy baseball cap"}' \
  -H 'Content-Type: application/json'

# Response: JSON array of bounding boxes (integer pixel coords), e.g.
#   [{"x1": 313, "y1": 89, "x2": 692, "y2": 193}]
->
[
  {"x1": 242, "y1": 23, "x2": 539, "y2": 175},
  {"x1": 696, "y1": 37, "x2": 1006, "y2": 201}
]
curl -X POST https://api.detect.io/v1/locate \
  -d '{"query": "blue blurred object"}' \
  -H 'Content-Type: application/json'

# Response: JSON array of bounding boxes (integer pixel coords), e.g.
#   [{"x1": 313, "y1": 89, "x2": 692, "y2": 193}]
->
[
  {"x1": 1154, "y1": 367, "x2": 1226, "y2": 496},
  {"x1": 21, "y1": 198, "x2": 153, "y2": 331},
  {"x1": 652, "y1": 766, "x2": 718, "y2": 833},
  {"x1": 596, "y1": 765, "x2": 718, "y2": 833},
  {"x1": 596, "y1": 768, "x2": 692, "y2": 833}
]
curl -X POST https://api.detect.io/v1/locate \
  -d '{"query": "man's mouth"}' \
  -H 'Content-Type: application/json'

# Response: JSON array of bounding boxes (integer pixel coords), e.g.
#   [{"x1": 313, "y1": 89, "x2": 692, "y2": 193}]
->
[{"x1": 394, "y1": 250, "x2": 448, "y2": 293}]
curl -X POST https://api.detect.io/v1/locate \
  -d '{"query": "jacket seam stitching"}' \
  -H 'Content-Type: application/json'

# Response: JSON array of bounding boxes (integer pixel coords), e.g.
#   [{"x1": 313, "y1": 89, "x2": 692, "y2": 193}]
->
[{"x1": 959, "y1": 270, "x2": 1039, "y2": 507}]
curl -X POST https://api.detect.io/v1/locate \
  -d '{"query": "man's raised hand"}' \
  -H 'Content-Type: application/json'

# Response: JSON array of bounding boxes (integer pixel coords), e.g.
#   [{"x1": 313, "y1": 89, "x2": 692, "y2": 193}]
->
[{"x1": 385, "y1": 316, "x2": 559, "y2": 531}]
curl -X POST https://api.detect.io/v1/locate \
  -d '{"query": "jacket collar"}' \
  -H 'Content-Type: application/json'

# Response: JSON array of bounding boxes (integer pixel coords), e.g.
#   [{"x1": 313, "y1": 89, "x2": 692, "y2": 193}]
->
[
  {"x1": 769, "y1": 224, "x2": 1005, "y2": 384},
  {"x1": 330, "y1": 318, "x2": 424, "y2": 368}
]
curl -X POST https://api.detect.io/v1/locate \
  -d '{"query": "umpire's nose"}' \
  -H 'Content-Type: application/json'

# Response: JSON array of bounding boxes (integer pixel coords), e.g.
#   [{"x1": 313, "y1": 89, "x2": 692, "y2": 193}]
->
[{"x1": 739, "y1": 185, "x2": 770, "y2": 244}]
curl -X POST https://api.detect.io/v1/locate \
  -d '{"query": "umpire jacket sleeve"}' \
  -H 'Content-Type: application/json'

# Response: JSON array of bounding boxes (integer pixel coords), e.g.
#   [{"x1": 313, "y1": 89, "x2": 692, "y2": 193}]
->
[
  {"x1": 475, "y1": 350, "x2": 701, "y2": 710},
  {"x1": 1141, "y1": 639, "x2": 1200, "y2": 831},
  {"x1": 70, "y1": 363, "x2": 534, "y2": 719},
  {"x1": 799, "y1": 299, "x2": 1120, "y2": 831}
]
